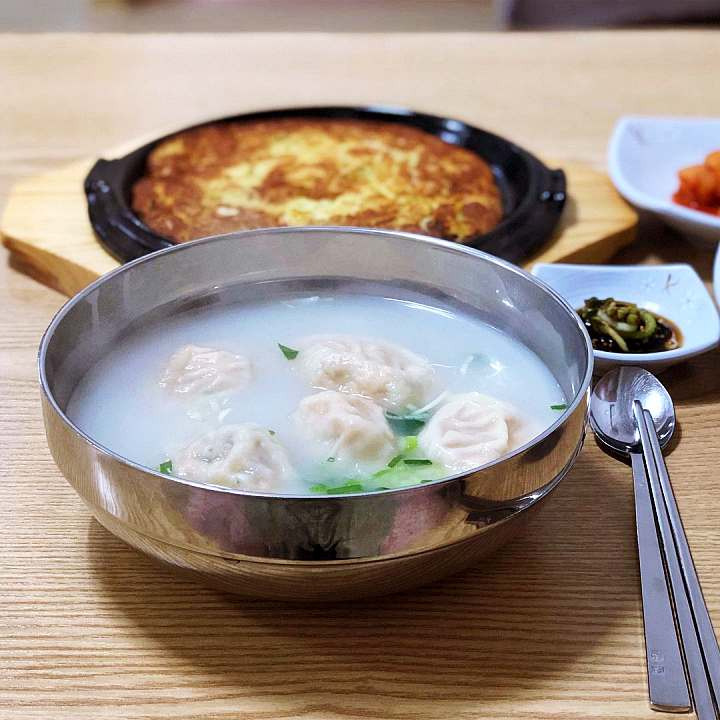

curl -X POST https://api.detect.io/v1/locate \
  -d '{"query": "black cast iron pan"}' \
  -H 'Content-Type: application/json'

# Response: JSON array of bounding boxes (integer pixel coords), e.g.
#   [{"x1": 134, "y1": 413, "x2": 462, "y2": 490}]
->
[{"x1": 84, "y1": 105, "x2": 566, "y2": 264}]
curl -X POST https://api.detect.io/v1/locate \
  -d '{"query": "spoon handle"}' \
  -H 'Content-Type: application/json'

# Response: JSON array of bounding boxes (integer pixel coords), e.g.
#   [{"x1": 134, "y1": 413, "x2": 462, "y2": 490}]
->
[
  {"x1": 629, "y1": 450, "x2": 691, "y2": 712},
  {"x1": 635, "y1": 402, "x2": 718, "y2": 719},
  {"x1": 641, "y1": 407, "x2": 720, "y2": 711}
]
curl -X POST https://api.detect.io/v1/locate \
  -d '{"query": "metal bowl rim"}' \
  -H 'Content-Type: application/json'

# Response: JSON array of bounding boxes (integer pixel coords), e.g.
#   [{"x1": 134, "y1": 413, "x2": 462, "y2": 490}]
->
[{"x1": 38, "y1": 225, "x2": 594, "y2": 499}]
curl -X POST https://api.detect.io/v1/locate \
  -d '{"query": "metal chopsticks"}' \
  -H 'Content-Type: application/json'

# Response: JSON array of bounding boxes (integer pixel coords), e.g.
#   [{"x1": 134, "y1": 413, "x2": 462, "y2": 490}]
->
[
  {"x1": 634, "y1": 400, "x2": 720, "y2": 719},
  {"x1": 629, "y1": 449, "x2": 690, "y2": 712}
]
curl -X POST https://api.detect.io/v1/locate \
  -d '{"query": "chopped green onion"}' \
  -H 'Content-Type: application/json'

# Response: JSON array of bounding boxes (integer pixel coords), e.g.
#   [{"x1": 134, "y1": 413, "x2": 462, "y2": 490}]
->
[
  {"x1": 372, "y1": 467, "x2": 392, "y2": 478},
  {"x1": 278, "y1": 343, "x2": 299, "y2": 360},
  {"x1": 311, "y1": 440, "x2": 444, "y2": 494},
  {"x1": 385, "y1": 410, "x2": 430, "y2": 434},
  {"x1": 268, "y1": 429, "x2": 276, "y2": 435},
  {"x1": 550, "y1": 404, "x2": 567, "y2": 411},
  {"x1": 331, "y1": 483, "x2": 365, "y2": 494},
  {"x1": 159, "y1": 459, "x2": 173, "y2": 475},
  {"x1": 310, "y1": 481, "x2": 365, "y2": 495},
  {"x1": 403, "y1": 436, "x2": 418, "y2": 452}
]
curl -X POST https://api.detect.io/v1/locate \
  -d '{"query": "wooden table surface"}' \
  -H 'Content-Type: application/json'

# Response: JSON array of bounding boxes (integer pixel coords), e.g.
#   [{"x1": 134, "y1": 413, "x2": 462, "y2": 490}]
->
[{"x1": 1, "y1": 32, "x2": 719, "y2": 720}]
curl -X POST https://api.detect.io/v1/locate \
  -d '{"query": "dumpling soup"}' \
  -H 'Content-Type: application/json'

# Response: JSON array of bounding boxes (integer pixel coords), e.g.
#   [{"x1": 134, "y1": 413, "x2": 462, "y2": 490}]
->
[{"x1": 67, "y1": 284, "x2": 566, "y2": 495}]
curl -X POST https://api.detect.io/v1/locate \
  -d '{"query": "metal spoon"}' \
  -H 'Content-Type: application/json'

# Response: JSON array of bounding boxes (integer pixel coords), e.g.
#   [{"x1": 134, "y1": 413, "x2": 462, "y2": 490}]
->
[
  {"x1": 592, "y1": 367, "x2": 720, "y2": 719},
  {"x1": 590, "y1": 366, "x2": 690, "y2": 713}
]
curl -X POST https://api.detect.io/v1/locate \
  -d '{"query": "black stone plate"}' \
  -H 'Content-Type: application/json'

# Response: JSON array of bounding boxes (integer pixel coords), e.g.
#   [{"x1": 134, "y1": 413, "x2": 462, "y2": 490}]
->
[{"x1": 85, "y1": 105, "x2": 566, "y2": 264}]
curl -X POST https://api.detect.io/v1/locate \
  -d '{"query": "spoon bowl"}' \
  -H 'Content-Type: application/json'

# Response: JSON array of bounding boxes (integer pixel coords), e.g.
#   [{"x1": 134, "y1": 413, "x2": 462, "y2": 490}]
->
[{"x1": 589, "y1": 366, "x2": 675, "y2": 456}]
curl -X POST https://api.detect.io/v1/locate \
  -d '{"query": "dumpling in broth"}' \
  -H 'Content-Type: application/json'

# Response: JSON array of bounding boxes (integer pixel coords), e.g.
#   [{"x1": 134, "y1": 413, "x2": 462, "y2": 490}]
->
[
  {"x1": 293, "y1": 390, "x2": 396, "y2": 468},
  {"x1": 160, "y1": 344, "x2": 252, "y2": 396},
  {"x1": 419, "y1": 392, "x2": 532, "y2": 471},
  {"x1": 171, "y1": 423, "x2": 295, "y2": 491},
  {"x1": 295, "y1": 334, "x2": 434, "y2": 412}
]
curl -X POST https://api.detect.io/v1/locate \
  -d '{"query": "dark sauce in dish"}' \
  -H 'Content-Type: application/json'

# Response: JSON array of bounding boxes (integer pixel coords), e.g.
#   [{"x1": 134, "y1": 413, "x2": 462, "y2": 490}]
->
[{"x1": 578, "y1": 297, "x2": 682, "y2": 354}]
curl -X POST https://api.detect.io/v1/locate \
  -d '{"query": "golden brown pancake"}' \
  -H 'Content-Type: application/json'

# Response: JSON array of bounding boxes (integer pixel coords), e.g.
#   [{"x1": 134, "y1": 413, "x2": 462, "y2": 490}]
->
[{"x1": 131, "y1": 118, "x2": 503, "y2": 244}]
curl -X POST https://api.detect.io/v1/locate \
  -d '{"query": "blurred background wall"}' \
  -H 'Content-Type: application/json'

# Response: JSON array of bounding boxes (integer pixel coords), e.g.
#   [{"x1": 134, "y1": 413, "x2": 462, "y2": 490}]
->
[
  {"x1": 2, "y1": 0, "x2": 718, "y2": 33},
  {"x1": 0, "y1": 1, "x2": 499, "y2": 32}
]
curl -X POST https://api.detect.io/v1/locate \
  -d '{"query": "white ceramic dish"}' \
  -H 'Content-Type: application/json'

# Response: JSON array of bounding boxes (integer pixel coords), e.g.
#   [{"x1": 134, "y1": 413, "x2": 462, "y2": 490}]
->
[
  {"x1": 532, "y1": 263, "x2": 720, "y2": 372},
  {"x1": 608, "y1": 116, "x2": 720, "y2": 244}
]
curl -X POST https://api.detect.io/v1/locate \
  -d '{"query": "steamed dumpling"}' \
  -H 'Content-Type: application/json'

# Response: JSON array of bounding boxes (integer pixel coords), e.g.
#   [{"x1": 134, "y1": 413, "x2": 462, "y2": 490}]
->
[
  {"x1": 295, "y1": 335, "x2": 434, "y2": 411},
  {"x1": 171, "y1": 423, "x2": 295, "y2": 491},
  {"x1": 160, "y1": 344, "x2": 252, "y2": 395},
  {"x1": 293, "y1": 390, "x2": 396, "y2": 467},
  {"x1": 418, "y1": 392, "x2": 529, "y2": 471}
]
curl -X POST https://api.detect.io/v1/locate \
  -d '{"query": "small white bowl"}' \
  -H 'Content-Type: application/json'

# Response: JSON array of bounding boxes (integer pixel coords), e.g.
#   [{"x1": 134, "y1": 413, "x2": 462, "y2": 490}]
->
[
  {"x1": 608, "y1": 116, "x2": 720, "y2": 244},
  {"x1": 532, "y1": 263, "x2": 720, "y2": 372}
]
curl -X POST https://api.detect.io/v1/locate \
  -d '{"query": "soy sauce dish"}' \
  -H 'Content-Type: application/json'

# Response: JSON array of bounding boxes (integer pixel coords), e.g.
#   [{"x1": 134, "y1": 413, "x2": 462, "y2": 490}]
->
[
  {"x1": 39, "y1": 228, "x2": 592, "y2": 601},
  {"x1": 533, "y1": 263, "x2": 720, "y2": 373}
]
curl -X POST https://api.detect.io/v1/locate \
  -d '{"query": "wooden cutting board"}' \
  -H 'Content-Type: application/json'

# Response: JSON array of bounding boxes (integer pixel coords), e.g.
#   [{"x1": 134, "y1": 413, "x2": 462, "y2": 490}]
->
[{"x1": 0, "y1": 140, "x2": 637, "y2": 297}]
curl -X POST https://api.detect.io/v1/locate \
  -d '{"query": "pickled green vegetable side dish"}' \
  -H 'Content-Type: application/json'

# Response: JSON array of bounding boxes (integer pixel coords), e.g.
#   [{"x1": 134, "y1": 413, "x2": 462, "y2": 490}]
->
[{"x1": 578, "y1": 297, "x2": 681, "y2": 353}]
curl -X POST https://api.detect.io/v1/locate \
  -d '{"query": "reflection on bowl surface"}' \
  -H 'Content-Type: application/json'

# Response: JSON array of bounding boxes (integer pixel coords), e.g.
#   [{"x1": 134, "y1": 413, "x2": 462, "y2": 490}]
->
[{"x1": 40, "y1": 227, "x2": 592, "y2": 600}]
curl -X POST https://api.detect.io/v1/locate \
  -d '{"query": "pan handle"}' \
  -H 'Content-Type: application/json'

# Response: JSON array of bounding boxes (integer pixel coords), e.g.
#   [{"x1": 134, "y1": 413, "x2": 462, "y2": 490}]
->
[
  {"x1": 472, "y1": 160, "x2": 566, "y2": 264},
  {"x1": 538, "y1": 168, "x2": 567, "y2": 206},
  {"x1": 85, "y1": 158, "x2": 173, "y2": 263}
]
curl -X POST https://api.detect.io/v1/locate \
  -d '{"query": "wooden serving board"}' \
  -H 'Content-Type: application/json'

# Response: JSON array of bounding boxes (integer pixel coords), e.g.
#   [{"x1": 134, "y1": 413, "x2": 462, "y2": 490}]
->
[{"x1": 0, "y1": 142, "x2": 637, "y2": 297}]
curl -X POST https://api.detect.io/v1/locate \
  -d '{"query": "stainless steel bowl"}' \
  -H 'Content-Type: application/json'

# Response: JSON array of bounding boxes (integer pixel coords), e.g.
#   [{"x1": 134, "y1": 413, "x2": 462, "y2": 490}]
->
[{"x1": 39, "y1": 227, "x2": 593, "y2": 601}]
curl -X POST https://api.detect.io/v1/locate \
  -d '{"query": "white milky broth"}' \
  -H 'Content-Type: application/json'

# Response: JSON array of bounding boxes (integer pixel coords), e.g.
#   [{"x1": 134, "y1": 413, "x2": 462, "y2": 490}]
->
[{"x1": 66, "y1": 287, "x2": 566, "y2": 494}]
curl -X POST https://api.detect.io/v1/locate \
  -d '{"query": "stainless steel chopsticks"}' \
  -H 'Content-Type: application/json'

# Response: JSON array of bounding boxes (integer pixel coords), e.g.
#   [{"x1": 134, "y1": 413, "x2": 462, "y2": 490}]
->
[
  {"x1": 630, "y1": 449, "x2": 691, "y2": 712},
  {"x1": 634, "y1": 400, "x2": 720, "y2": 719}
]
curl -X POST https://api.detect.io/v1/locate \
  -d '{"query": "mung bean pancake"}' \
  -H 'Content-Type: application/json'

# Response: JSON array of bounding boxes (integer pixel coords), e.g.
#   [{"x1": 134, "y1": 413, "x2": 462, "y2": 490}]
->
[{"x1": 131, "y1": 118, "x2": 503, "y2": 243}]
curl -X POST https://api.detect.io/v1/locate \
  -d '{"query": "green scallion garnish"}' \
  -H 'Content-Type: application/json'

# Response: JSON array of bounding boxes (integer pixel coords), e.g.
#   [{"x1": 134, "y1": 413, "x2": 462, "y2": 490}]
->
[
  {"x1": 310, "y1": 481, "x2": 365, "y2": 495},
  {"x1": 278, "y1": 343, "x2": 299, "y2": 360},
  {"x1": 550, "y1": 403, "x2": 568, "y2": 411},
  {"x1": 159, "y1": 459, "x2": 173, "y2": 475},
  {"x1": 387, "y1": 454, "x2": 403, "y2": 468},
  {"x1": 403, "y1": 458, "x2": 432, "y2": 466},
  {"x1": 385, "y1": 411, "x2": 430, "y2": 434},
  {"x1": 403, "y1": 436, "x2": 418, "y2": 452},
  {"x1": 331, "y1": 483, "x2": 365, "y2": 494}
]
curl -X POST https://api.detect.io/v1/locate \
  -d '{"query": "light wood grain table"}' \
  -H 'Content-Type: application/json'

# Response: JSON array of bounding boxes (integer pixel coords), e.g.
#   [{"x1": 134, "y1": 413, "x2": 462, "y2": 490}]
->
[{"x1": 1, "y1": 32, "x2": 719, "y2": 720}]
